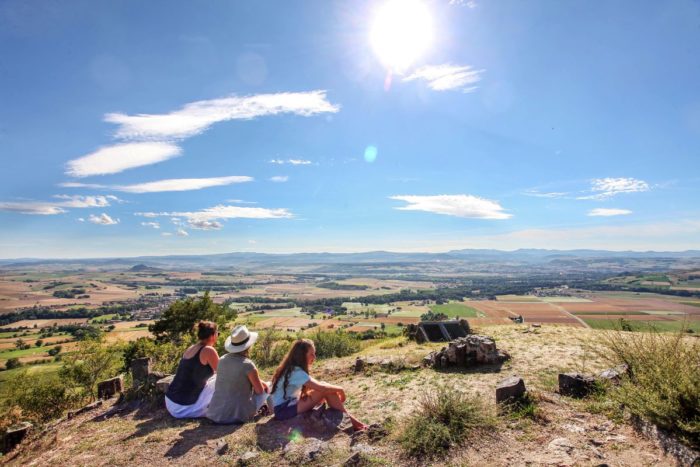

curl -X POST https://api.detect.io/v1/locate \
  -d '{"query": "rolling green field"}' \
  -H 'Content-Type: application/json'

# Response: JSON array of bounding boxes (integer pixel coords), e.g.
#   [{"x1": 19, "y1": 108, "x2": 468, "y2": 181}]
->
[
  {"x1": 0, "y1": 345, "x2": 55, "y2": 361},
  {"x1": 429, "y1": 302, "x2": 481, "y2": 318},
  {"x1": 583, "y1": 318, "x2": 700, "y2": 333}
]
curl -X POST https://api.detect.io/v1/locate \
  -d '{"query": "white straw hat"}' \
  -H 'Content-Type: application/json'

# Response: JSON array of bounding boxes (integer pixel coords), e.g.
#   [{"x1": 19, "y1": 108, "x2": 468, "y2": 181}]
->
[{"x1": 224, "y1": 325, "x2": 258, "y2": 353}]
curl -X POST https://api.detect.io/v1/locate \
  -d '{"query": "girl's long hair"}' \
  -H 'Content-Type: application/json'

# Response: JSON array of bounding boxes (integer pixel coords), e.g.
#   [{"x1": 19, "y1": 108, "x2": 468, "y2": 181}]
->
[{"x1": 271, "y1": 339, "x2": 314, "y2": 401}]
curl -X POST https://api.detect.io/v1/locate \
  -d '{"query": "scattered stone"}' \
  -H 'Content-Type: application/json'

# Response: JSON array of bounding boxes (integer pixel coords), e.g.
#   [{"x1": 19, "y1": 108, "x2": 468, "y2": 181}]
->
[
  {"x1": 598, "y1": 364, "x2": 629, "y2": 385},
  {"x1": 562, "y1": 423, "x2": 586, "y2": 434},
  {"x1": 605, "y1": 434, "x2": 626, "y2": 443},
  {"x1": 558, "y1": 373, "x2": 596, "y2": 398},
  {"x1": 353, "y1": 356, "x2": 419, "y2": 373},
  {"x1": 97, "y1": 375, "x2": 124, "y2": 399},
  {"x1": 496, "y1": 376, "x2": 527, "y2": 403},
  {"x1": 283, "y1": 438, "x2": 326, "y2": 462},
  {"x1": 215, "y1": 439, "x2": 229, "y2": 455},
  {"x1": 131, "y1": 357, "x2": 151, "y2": 385},
  {"x1": 424, "y1": 335, "x2": 510, "y2": 369},
  {"x1": 630, "y1": 414, "x2": 700, "y2": 466},
  {"x1": 68, "y1": 400, "x2": 103, "y2": 419},
  {"x1": 236, "y1": 451, "x2": 259, "y2": 466},
  {"x1": 1, "y1": 422, "x2": 32, "y2": 454},
  {"x1": 405, "y1": 319, "x2": 470, "y2": 343},
  {"x1": 548, "y1": 437, "x2": 575, "y2": 455},
  {"x1": 156, "y1": 375, "x2": 174, "y2": 393},
  {"x1": 531, "y1": 323, "x2": 542, "y2": 328},
  {"x1": 343, "y1": 451, "x2": 364, "y2": 467},
  {"x1": 589, "y1": 438, "x2": 605, "y2": 447}
]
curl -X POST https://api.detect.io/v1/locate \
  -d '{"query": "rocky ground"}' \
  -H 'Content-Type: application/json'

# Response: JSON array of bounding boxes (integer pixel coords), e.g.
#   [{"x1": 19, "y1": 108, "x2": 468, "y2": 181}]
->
[{"x1": 2, "y1": 326, "x2": 683, "y2": 466}]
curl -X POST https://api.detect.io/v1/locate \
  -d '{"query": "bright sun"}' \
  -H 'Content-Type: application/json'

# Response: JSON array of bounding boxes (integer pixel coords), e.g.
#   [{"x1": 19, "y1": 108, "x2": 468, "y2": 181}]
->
[{"x1": 370, "y1": 0, "x2": 434, "y2": 73}]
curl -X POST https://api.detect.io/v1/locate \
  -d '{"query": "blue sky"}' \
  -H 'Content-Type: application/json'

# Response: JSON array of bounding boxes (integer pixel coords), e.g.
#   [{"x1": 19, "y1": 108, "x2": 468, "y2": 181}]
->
[{"x1": 1, "y1": 0, "x2": 699, "y2": 258}]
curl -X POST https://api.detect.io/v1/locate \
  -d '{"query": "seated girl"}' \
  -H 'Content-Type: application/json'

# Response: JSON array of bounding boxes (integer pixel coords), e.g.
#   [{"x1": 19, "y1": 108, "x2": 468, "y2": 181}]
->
[
  {"x1": 165, "y1": 321, "x2": 219, "y2": 418},
  {"x1": 269, "y1": 338, "x2": 368, "y2": 431},
  {"x1": 207, "y1": 325, "x2": 270, "y2": 424}
]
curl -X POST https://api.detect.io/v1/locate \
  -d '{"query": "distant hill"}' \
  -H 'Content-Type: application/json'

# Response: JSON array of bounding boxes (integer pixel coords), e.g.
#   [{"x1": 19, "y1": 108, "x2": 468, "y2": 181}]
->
[{"x1": 129, "y1": 264, "x2": 162, "y2": 272}]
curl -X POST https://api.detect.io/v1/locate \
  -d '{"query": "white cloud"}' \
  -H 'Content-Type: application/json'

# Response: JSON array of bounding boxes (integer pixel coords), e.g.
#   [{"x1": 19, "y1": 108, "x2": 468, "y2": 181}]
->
[
  {"x1": 141, "y1": 221, "x2": 160, "y2": 229},
  {"x1": 248, "y1": 239, "x2": 257, "y2": 244},
  {"x1": 175, "y1": 228, "x2": 189, "y2": 237},
  {"x1": 588, "y1": 208, "x2": 632, "y2": 217},
  {"x1": 269, "y1": 176, "x2": 289, "y2": 183},
  {"x1": 62, "y1": 176, "x2": 253, "y2": 193},
  {"x1": 269, "y1": 159, "x2": 312, "y2": 165},
  {"x1": 578, "y1": 177, "x2": 650, "y2": 200},
  {"x1": 77, "y1": 218, "x2": 85, "y2": 222},
  {"x1": 390, "y1": 194, "x2": 512, "y2": 219},
  {"x1": 105, "y1": 91, "x2": 339, "y2": 141},
  {"x1": 522, "y1": 190, "x2": 569, "y2": 199},
  {"x1": 403, "y1": 64, "x2": 483, "y2": 92},
  {"x1": 161, "y1": 232, "x2": 173, "y2": 237},
  {"x1": 188, "y1": 220, "x2": 223, "y2": 230},
  {"x1": 0, "y1": 195, "x2": 120, "y2": 215},
  {"x1": 88, "y1": 213, "x2": 119, "y2": 225},
  {"x1": 66, "y1": 142, "x2": 182, "y2": 177}
]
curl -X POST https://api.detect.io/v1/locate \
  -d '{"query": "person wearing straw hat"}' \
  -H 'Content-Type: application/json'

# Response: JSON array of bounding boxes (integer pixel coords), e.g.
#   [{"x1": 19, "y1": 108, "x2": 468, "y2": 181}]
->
[{"x1": 207, "y1": 325, "x2": 271, "y2": 424}]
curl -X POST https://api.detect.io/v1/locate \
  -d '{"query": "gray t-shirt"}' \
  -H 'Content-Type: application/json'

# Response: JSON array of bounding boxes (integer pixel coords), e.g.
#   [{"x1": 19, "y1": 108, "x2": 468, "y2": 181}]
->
[{"x1": 207, "y1": 353, "x2": 258, "y2": 424}]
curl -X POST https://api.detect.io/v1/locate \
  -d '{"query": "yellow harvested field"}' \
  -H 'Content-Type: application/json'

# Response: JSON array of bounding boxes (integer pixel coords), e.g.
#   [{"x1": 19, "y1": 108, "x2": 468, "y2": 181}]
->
[{"x1": 0, "y1": 318, "x2": 89, "y2": 329}]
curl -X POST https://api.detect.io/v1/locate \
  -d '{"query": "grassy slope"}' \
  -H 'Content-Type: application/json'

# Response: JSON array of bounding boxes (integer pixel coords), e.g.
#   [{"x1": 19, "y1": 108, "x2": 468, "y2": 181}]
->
[{"x1": 429, "y1": 302, "x2": 480, "y2": 318}]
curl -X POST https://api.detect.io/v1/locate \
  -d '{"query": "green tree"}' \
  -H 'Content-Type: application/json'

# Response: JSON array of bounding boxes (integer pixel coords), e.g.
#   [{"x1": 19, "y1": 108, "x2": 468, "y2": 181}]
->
[
  {"x1": 4, "y1": 371, "x2": 81, "y2": 423},
  {"x1": 5, "y1": 358, "x2": 21, "y2": 370},
  {"x1": 149, "y1": 293, "x2": 236, "y2": 342},
  {"x1": 14, "y1": 338, "x2": 26, "y2": 350},
  {"x1": 59, "y1": 338, "x2": 123, "y2": 399},
  {"x1": 48, "y1": 345, "x2": 62, "y2": 357},
  {"x1": 35, "y1": 339, "x2": 44, "y2": 347}
]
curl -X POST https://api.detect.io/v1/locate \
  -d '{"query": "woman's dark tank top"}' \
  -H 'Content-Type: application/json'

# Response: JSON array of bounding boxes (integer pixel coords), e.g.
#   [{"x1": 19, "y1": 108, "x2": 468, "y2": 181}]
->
[{"x1": 165, "y1": 345, "x2": 214, "y2": 406}]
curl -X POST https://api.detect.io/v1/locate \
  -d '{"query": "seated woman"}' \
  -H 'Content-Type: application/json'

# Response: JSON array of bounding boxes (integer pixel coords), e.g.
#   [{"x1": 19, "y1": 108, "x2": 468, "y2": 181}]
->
[
  {"x1": 207, "y1": 325, "x2": 270, "y2": 424},
  {"x1": 269, "y1": 338, "x2": 368, "y2": 431},
  {"x1": 165, "y1": 321, "x2": 219, "y2": 418}
]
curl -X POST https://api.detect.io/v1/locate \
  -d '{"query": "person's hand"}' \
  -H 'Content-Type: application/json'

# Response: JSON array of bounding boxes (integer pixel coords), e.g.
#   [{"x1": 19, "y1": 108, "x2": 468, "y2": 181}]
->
[{"x1": 338, "y1": 389, "x2": 346, "y2": 403}]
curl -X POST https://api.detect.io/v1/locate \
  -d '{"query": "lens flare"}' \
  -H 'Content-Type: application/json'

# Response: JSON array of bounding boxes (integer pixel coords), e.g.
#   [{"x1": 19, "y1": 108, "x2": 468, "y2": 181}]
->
[
  {"x1": 370, "y1": 0, "x2": 434, "y2": 73},
  {"x1": 364, "y1": 145, "x2": 378, "y2": 163}
]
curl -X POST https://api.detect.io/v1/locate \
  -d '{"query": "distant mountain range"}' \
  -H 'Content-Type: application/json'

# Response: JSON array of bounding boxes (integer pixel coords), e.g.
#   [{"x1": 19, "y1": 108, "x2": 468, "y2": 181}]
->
[{"x1": 1, "y1": 249, "x2": 699, "y2": 273}]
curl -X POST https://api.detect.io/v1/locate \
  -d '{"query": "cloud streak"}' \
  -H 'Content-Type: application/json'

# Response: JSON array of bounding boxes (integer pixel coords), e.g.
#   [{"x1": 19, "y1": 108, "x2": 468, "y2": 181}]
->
[
  {"x1": 588, "y1": 208, "x2": 632, "y2": 217},
  {"x1": 136, "y1": 203, "x2": 293, "y2": 231},
  {"x1": 66, "y1": 142, "x2": 182, "y2": 177},
  {"x1": 62, "y1": 176, "x2": 253, "y2": 193},
  {"x1": 578, "y1": 177, "x2": 650, "y2": 200},
  {"x1": 403, "y1": 64, "x2": 483, "y2": 92},
  {"x1": 269, "y1": 159, "x2": 312, "y2": 165},
  {"x1": 390, "y1": 194, "x2": 512, "y2": 219},
  {"x1": 0, "y1": 195, "x2": 121, "y2": 215},
  {"x1": 269, "y1": 176, "x2": 289, "y2": 183},
  {"x1": 105, "y1": 91, "x2": 339, "y2": 141}
]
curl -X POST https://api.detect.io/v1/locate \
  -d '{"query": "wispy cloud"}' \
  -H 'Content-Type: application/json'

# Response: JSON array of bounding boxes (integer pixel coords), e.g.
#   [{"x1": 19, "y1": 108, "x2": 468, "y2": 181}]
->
[
  {"x1": 66, "y1": 142, "x2": 182, "y2": 177},
  {"x1": 0, "y1": 195, "x2": 121, "y2": 215},
  {"x1": 588, "y1": 208, "x2": 632, "y2": 217},
  {"x1": 522, "y1": 190, "x2": 569, "y2": 199},
  {"x1": 390, "y1": 194, "x2": 512, "y2": 219},
  {"x1": 403, "y1": 64, "x2": 483, "y2": 92},
  {"x1": 61, "y1": 176, "x2": 253, "y2": 193},
  {"x1": 175, "y1": 229, "x2": 189, "y2": 237},
  {"x1": 141, "y1": 221, "x2": 160, "y2": 229},
  {"x1": 88, "y1": 213, "x2": 119, "y2": 225},
  {"x1": 269, "y1": 175, "x2": 289, "y2": 183},
  {"x1": 578, "y1": 177, "x2": 650, "y2": 200},
  {"x1": 269, "y1": 159, "x2": 312, "y2": 165},
  {"x1": 136, "y1": 204, "x2": 293, "y2": 231},
  {"x1": 105, "y1": 91, "x2": 339, "y2": 141}
]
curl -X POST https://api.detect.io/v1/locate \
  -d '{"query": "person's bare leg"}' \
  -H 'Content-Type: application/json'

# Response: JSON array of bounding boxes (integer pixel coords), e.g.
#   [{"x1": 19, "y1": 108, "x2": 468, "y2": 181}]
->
[
  {"x1": 324, "y1": 390, "x2": 368, "y2": 430},
  {"x1": 295, "y1": 389, "x2": 327, "y2": 414}
]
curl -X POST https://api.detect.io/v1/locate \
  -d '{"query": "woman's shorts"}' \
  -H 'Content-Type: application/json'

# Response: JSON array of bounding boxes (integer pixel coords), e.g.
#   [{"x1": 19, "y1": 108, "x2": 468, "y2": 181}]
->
[{"x1": 273, "y1": 400, "x2": 299, "y2": 421}]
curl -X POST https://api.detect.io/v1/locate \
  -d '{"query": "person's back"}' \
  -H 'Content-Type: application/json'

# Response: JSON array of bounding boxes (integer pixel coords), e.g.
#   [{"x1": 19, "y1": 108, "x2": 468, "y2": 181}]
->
[
  {"x1": 207, "y1": 353, "x2": 259, "y2": 423},
  {"x1": 166, "y1": 344, "x2": 214, "y2": 406}
]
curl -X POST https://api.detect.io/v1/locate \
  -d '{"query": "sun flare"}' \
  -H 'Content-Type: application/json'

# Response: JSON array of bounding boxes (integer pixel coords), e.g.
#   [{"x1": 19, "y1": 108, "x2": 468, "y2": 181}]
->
[{"x1": 370, "y1": 0, "x2": 434, "y2": 73}]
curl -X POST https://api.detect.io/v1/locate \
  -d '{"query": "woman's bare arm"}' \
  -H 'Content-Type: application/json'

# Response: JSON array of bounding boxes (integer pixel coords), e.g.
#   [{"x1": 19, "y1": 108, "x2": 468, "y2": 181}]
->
[
  {"x1": 200, "y1": 346, "x2": 220, "y2": 372},
  {"x1": 304, "y1": 376, "x2": 345, "y2": 395},
  {"x1": 247, "y1": 368, "x2": 269, "y2": 394}
]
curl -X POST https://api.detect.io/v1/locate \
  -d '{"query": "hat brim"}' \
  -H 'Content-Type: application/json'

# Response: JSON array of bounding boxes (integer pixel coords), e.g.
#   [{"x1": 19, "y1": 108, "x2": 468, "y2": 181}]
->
[{"x1": 224, "y1": 331, "x2": 258, "y2": 354}]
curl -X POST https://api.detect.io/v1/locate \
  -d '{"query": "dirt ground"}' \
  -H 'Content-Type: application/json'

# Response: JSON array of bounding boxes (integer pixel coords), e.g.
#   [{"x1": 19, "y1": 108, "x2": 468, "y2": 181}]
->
[{"x1": 4, "y1": 325, "x2": 683, "y2": 466}]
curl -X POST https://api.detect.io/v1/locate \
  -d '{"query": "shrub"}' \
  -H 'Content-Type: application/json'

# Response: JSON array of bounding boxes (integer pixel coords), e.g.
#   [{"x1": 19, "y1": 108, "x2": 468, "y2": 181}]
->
[
  {"x1": 250, "y1": 328, "x2": 292, "y2": 369},
  {"x1": 309, "y1": 329, "x2": 360, "y2": 359},
  {"x1": 5, "y1": 358, "x2": 22, "y2": 370},
  {"x1": 122, "y1": 337, "x2": 188, "y2": 374},
  {"x1": 400, "y1": 387, "x2": 495, "y2": 457},
  {"x1": 3, "y1": 372, "x2": 83, "y2": 423},
  {"x1": 599, "y1": 328, "x2": 700, "y2": 449},
  {"x1": 59, "y1": 338, "x2": 124, "y2": 398},
  {"x1": 149, "y1": 292, "x2": 236, "y2": 342}
]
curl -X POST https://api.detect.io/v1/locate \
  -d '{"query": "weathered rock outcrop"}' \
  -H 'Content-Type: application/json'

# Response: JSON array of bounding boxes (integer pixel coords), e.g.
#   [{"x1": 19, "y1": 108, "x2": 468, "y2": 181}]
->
[
  {"x1": 423, "y1": 335, "x2": 510, "y2": 369},
  {"x1": 1, "y1": 422, "x2": 32, "y2": 454},
  {"x1": 558, "y1": 373, "x2": 597, "y2": 398},
  {"x1": 97, "y1": 376, "x2": 124, "y2": 399},
  {"x1": 496, "y1": 376, "x2": 527, "y2": 403}
]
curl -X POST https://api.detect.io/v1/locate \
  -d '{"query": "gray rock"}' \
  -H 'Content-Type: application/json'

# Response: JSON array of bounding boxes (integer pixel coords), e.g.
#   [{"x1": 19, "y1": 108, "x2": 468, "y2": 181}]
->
[
  {"x1": 215, "y1": 440, "x2": 229, "y2": 455},
  {"x1": 558, "y1": 373, "x2": 596, "y2": 398},
  {"x1": 236, "y1": 451, "x2": 259, "y2": 466},
  {"x1": 156, "y1": 375, "x2": 174, "y2": 393},
  {"x1": 425, "y1": 335, "x2": 510, "y2": 369},
  {"x1": 1, "y1": 422, "x2": 32, "y2": 454},
  {"x1": 598, "y1": 364, "x2": 629, "y2": 385},
  {"x1": 97, "y1": 375, "x2": 123, "y2": 399},
  {"x1": 343, "y1": 452, "x2": 363, "y2": 467},
  {"x1": 131, "y1": 357, "x2": 151, "y2": 385},
  {"x1": 548, "y1": 437, "x2": 574, "y2": 454},
  {"x1": 496, "y1": 376, "x2": 527, "y2": 403}
]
